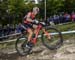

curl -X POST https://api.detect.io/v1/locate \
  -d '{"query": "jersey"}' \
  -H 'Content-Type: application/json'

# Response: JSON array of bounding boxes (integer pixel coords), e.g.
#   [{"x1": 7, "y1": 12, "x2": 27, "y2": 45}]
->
[{"x1": 23, "y1": 12, "x2": 35, "y2": 24}]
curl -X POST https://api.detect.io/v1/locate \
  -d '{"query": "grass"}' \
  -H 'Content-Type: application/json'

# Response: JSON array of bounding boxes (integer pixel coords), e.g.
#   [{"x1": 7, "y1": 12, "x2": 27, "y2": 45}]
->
[
  {"x1": 54, "y1": 22, "x2": 75, "y2": 40},
  {"x1": 56, "y1": 22, "x2": 75, "y2": 31}
]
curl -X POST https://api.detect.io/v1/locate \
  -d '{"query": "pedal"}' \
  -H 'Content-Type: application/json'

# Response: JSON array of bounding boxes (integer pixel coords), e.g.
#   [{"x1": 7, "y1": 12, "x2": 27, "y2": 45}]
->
[{"x1": 26, "y1": 44, "x2": 31, "y2": 49}]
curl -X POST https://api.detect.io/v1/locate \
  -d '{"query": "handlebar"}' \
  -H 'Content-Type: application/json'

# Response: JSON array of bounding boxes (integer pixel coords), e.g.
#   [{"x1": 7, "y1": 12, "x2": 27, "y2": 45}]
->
[{"x1": 32, "y1": 19, "x2": 49, "y2": 26}]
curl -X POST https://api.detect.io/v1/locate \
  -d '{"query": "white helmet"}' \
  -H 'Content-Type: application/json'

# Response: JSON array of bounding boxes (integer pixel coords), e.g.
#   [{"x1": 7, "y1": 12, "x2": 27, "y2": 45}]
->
[{"x1": 33, "y1": 7, "x2": 39, "y2": 12}]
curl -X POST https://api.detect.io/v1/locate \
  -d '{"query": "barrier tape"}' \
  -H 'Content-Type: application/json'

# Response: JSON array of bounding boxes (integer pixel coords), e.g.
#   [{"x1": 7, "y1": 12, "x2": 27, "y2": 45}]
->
[
  {"x1": 0, "y1": 30, "x2": 75, "y2": 44},
  {"x1": 0, "y1": 33, "x2": 21, "y2": 39}
]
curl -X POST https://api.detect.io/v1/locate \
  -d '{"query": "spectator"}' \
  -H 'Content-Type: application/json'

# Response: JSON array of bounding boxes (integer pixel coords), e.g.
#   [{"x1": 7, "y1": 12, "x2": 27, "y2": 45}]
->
[
  {"x1": 53, "y1": 14, "x2": 60, "y2": 24},
  {"x1": 48, "y1": 16, "x2": 55, "y2": 25},
  {"x1": 3, "y1": 25, "x2": 8, "y2": 36},
  {"x1": 6, "y1": 24, "x2": 12, "y2": 35},
  {"x1": 48, "y1": 16, "x2": 54, "y2": 22},
  {"x1": 59, "y1": 13, "x2": 64, "y2": 23},
  {"x1": 64, "y1": 12, "x2": 71, "y2": 23},
  {"x1": 56, "y1": 15, "x2": 60, "y2": 24},
  {"x1": 71, "y1": 11, "x2": 75, "y2": 22},
  {"x1": 10, "y1": 24, "x2": 15, "y2": 34},
  {"x1": 16, "y1": 23, "x2": 22, "y2": 33}
]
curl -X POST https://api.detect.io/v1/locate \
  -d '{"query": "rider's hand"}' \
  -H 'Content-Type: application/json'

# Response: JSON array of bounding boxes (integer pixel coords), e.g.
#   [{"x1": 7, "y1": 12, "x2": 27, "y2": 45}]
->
[
  {"x1": 41, "y1": 22, "x2": 45, "y2": 25},
  {"x1": 33, "y1": 19, "x2": 39, "y2": 24}
]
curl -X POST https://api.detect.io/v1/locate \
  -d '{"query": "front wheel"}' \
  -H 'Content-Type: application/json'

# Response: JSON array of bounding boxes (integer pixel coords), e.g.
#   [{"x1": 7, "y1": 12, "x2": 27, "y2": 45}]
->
[{"x1": 41, "y1": 26, "x2": 63, "y2": 50}]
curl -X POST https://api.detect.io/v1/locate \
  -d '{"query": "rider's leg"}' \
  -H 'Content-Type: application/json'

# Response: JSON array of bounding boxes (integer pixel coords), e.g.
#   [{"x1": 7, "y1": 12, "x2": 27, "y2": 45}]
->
[
  {"x1": 26, "y1": 28, "x2": 34, "y2": 48},
  {"x1": 33, "y1": 24, "x2": 39, "y2": 37},
  {"x1": 27, "y1": 28, "x2": 33, "y2": 42},
  {"x1": 42, "y1": 28, "x2": 51, "y2": 39},
  {"x1": 32, "y1": 25, "x2": 38, "y2": 44},
  {"x1": 34, "y1": 28, "x2": 39, "y2": 38},
  {"x1": 22, "y1": 24, "x2": 34, "y2": 48}
]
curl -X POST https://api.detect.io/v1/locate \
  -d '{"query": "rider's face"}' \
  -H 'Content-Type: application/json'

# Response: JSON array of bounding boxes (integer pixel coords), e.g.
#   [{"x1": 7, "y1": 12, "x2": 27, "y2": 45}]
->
[
  {"x1": 33, "y1": 11, "x2": 38, "y2": 15},
  {"x1": 35, "y1": 11, "x2": 38, "y2": 14}
]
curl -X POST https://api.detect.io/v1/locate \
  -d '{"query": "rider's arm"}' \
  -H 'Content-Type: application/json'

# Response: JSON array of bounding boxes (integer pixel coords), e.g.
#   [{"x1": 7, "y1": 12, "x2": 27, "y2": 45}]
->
[{"x1": 26, "y1": 13, "x2": 33, "y2": 22}]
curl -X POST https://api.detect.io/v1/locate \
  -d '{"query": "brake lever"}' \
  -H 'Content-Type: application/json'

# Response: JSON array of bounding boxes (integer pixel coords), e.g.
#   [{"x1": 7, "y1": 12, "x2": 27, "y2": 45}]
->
[{"x1": 40, "y1": 22, "x2": 46, "y2": 25}]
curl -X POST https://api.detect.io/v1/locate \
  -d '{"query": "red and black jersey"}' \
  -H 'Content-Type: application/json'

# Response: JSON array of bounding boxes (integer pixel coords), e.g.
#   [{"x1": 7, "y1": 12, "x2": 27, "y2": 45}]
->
[{"x1": 23, "y1": 12, "x2": 35, "y2": 24}]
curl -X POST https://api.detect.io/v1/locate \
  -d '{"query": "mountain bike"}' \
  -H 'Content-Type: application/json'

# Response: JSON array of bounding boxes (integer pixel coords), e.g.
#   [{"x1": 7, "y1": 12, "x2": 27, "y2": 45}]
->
[{"x1": 15, "y1": 21, "x2": 63, "y2": 56}]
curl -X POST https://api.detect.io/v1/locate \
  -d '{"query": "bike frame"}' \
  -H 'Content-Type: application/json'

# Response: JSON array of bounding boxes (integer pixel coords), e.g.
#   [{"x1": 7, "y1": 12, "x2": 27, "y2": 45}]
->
[{"x1": 31, "y1": 23, "x2": 50, "y2": 45}]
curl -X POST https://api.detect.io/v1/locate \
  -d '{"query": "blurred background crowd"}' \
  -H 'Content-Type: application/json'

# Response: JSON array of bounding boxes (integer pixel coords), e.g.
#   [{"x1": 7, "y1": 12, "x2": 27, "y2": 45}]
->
[{"x1": 47, "y1": 11, "x2": 75, "y2": 24}]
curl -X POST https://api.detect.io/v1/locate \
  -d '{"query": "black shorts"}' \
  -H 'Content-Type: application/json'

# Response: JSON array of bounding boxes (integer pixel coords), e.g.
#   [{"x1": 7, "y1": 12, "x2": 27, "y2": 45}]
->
[
  {"x1": 21, "y1": 23, "x2": 33, "y2": 33},
  {"x1": 23, "y1": 23, "x2": 33, "y2": 29}
]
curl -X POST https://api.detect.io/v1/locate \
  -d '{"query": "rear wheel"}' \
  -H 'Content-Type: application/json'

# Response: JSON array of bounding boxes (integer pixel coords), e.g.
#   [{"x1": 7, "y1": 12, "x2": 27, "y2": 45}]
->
[
  {"x1": 41, "y1": 26, "x2": 63, "y2": 50},
  {"x1": 15, "y1": 34, "x2": 32, "y2": 56}
]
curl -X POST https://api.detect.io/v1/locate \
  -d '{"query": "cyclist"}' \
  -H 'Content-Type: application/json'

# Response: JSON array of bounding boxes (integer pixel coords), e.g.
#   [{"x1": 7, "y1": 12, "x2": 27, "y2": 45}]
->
[
  {"x1": 22, "y1": 7, "x2": 51, "y2": 48},
  {"x1": 22, "y1": 7, "x2": 40, "y2": 48}
]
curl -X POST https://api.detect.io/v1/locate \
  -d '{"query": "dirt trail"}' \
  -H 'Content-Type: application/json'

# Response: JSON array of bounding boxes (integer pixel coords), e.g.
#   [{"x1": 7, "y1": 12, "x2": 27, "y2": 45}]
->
[
  {"x1": 0, "y1": 46, "x2": 56, "y2": 60},
  {"x1": 0, "y1": 39, "x2": 75, "y2": 60}
]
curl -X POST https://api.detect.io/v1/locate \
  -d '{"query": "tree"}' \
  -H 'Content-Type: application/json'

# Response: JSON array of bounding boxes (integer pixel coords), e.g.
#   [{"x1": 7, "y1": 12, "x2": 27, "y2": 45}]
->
[{"x1": 0, "y1": 0, "x2": 75, "y2": 24}]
